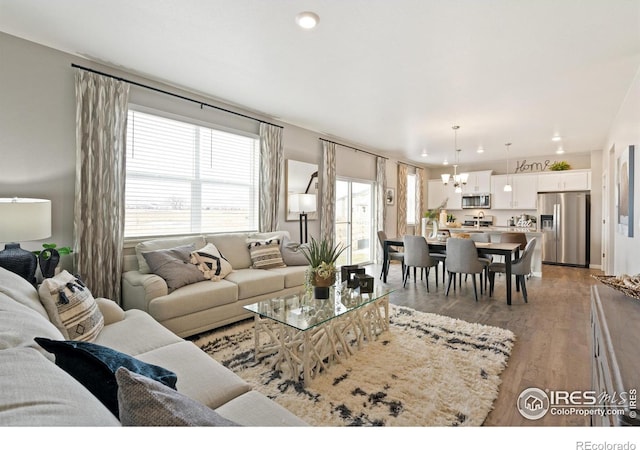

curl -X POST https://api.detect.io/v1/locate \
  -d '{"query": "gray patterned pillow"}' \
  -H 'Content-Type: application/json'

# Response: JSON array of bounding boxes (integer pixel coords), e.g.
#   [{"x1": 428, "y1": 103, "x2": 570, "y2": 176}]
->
[
  {"x1": 115, "y1": 367, "x2": 240, "y2": 426},
  {"x1": 142, "y1": 245, "x2": 206, "y2": 293}
]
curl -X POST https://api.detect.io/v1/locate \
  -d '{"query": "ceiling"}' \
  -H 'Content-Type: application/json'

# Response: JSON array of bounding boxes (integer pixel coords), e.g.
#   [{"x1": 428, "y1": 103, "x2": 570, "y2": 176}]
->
[{"x1": 1, "y1": 0, "x2": 639, "y2": 167}]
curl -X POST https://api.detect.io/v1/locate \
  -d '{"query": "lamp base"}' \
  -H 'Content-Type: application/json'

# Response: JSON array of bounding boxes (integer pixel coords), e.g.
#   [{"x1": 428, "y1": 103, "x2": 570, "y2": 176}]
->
[{"x1": 0, "y1": 243, "x2": 38, "y2": 285}]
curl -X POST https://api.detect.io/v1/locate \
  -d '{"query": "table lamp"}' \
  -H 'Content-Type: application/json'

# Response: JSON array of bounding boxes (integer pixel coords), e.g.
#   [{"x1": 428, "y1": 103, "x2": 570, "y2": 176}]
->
[
  {"x1": 0, "y1": 198, "x2": 52, "y2": 285},
  {"x1": 289, "y1": 193, "x2": 316, "y2": 244}
]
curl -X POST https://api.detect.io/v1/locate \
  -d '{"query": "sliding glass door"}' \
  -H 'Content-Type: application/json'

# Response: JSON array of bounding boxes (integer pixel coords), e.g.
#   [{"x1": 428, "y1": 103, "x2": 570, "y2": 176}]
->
[{"x1": 335, "y1": 178, "x2": 374, "y2": 266}]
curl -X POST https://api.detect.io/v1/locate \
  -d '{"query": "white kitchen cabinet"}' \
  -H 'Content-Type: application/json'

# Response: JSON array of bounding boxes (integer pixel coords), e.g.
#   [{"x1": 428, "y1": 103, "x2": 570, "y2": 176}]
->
[
  {"x1": 490, "y1": 174, "x2": 538, "y2": 209},
  {"x1": 428, "y1": 179, "x2": 461, "y2": 210},
  {"x1": 463, "y1": 170, "x2": 493, "y2": 193},
  {"x1": 537, "y1": 170, "x2": 591, "y2": 192}
]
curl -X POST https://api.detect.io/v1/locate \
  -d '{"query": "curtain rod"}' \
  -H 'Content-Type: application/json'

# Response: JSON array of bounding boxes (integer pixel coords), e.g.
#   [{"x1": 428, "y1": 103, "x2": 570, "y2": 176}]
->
[
  {"x1": 71, "y1": 63, "x2": 283, "y2": 129},
  {"x1": 319, "y1": 138, "x2": 388, "y2": 160}
]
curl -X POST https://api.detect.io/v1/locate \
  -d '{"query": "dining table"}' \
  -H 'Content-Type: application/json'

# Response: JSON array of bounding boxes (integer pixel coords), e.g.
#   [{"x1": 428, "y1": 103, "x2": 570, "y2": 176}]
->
[{"x1": 383, "y1": 237, "x2": 522, "y2": 305}]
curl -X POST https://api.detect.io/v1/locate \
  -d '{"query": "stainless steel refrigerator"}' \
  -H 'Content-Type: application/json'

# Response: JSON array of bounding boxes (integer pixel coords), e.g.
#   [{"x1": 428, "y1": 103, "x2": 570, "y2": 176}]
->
[{"x1": 538, "y1": 192, "x2": 590, "y2": 267}]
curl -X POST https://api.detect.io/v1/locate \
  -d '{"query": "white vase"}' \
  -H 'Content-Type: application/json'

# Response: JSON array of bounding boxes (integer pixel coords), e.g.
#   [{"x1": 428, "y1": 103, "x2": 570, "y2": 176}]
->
[
  {"x1": 422, "y1": 218, "x2": 438, "y2": 239},
  {"x1": 429, "y1": 220, "x2": 439, "y2": 239}
]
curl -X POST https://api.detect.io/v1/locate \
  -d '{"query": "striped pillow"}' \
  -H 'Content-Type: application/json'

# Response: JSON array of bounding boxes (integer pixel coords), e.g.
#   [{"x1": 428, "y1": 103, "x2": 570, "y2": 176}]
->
[
  {"x1": 38, "y1": 270, "x2": 104, "y2": 342},
  {"x1": 190, "y1": 243, "x2": 233, "y2": 281},
  {"x1": 247, "y1": 239, "x2": 286, "y2": 269}
]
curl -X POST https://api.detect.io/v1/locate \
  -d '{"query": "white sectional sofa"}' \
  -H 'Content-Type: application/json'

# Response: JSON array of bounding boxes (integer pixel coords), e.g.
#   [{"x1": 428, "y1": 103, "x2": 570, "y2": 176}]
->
[
  {"x1": 0, "y1": 266, "x2": 306, "y2": 426},
  {"x1": 121, "y1": 231, "x2": 308, "y2": 337}
]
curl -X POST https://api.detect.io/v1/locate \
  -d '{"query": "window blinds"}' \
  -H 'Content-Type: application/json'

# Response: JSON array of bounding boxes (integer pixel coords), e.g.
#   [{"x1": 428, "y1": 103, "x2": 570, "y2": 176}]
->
[{"x1": 124, "y1": 109, "x2": 259, "y2": 238}]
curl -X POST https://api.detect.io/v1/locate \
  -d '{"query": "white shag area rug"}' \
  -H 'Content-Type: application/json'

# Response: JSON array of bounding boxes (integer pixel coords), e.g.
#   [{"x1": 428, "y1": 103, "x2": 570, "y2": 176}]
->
[{"x1": 191, "y1": 305, "x2": 515, "y2": 426}]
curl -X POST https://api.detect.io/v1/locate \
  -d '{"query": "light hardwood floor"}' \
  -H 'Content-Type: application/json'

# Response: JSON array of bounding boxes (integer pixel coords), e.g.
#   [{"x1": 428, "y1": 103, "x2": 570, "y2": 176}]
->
[{"x1": 369, "y1": 260, "x2": 601, "y2": 426}]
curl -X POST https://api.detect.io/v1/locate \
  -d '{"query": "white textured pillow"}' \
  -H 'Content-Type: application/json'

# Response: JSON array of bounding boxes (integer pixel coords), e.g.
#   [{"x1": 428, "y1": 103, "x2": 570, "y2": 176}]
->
[
  {"x1": 38, "y1": 270, "x2": 104, "y2": 342},
  {"x1": 190, "y1": 243, "x2": 233, "y2": 281}
]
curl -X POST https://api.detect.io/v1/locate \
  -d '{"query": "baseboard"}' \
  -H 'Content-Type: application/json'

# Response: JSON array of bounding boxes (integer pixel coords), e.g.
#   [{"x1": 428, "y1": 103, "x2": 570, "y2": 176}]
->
[{"x1": 590, "y1": 264, "x2": 602, "y2": 270}]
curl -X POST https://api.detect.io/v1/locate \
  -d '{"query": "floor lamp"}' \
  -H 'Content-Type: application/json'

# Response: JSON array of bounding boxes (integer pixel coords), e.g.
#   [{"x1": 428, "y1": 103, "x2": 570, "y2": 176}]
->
[
  {"x1": 289, "y1": 193, "x2": 316, "y2": 244},
  {"x1": 0, "y1": 198, "x2": 52, "y2": 285}
]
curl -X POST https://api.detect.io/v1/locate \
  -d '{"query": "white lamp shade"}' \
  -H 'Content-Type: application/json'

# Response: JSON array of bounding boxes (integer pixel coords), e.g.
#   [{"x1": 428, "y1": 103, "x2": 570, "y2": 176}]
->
[
  {"x1": 503, "y1": 184, "x2": 513, "y2": 192},
  {"x1": 0, "y1": 198, "x2": 51, "y2": 242},
  {"x1": 289, "y1": 193, "x2": 317, "y2": 213},
  {"x1": 441, "y1": 174, "x2": 450, "y2": 184}
]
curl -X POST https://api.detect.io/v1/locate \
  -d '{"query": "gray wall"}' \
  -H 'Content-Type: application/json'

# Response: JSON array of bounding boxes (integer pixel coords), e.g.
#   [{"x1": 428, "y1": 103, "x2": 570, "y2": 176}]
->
[{"x1": 0, "y1": 32, "x2": 389, "y2": 254}]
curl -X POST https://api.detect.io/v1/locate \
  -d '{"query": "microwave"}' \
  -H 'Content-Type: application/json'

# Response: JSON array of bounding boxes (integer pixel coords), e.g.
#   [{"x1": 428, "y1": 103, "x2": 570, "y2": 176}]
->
[{"x1": 461, "y1": 194, "x2": 491, "y2": 209}]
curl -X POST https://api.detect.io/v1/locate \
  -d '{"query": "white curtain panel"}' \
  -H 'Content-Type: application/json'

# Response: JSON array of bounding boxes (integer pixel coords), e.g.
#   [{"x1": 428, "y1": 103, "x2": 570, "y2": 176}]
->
[
  {"x1": 320, "y1": 140, "x2": 336, "y2": 246},
  {"x1": 396, "y1": 163, "x2": 408, "y2": 238},
  {"x1": 415, "y1": 167, "x2": 425, "y2": 235},
  {"x1": 376, "y1": 156, "x2": 387, "y2": 263},
  {"x1": 74, "y1": 69, "x2": 130, "y2": 303},
  {"x1": 258, "y1": 123, "x2": 283, "y2": 232}
]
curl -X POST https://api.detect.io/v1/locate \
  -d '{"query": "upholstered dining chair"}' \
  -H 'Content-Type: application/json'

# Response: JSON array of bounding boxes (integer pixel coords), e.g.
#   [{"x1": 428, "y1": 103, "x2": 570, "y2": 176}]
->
[
  {"x1": 445, "y1": 237, "x2": 486, "y2": 301},
  {"x1": 489, "y1": 238, "x2": 536, "y2": 302},
  {"x1": 378, "y1": 230, "x2": 404, "y2": 281},
  {"x1": 469, "y1": 233, "x2": 492, "y2": 290},
  {"x1": 402, "y1": 235, "x2": 439, "y2": 291}
]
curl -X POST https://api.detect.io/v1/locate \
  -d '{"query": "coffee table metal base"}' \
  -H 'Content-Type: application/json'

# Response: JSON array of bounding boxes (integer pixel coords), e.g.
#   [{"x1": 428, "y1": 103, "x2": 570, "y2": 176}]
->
[{"x1": 251, "y1": 295, "x2": 389, "y2": 386}]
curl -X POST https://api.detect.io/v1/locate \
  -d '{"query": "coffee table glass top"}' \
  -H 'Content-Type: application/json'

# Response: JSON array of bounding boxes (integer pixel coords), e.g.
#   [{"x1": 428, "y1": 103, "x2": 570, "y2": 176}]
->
[{"x1": 244, "y1": 284, "x2": 394, "y2": 332}]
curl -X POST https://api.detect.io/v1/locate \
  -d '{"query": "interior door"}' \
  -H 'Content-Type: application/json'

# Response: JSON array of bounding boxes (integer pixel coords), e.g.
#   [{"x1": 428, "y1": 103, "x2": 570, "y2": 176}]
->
[{"x1": 335, "y1": 178, "x2": 374, "y2": 266}]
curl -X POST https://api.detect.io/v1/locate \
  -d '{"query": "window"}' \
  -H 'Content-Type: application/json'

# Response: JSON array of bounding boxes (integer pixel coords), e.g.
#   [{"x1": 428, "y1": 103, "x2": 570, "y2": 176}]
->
[
  {"x1": 406, "y1": 173, "x2": 416, "y2": 225},
  {"x1": 125, "y1": 109, "x2": 260, "y2": 238}
]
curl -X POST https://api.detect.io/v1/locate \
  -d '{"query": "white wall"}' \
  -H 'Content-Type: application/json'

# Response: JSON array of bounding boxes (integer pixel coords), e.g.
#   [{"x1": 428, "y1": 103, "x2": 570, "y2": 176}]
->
[{"x1": 603, "y1": 67, "x2": 640, "y2": 275}]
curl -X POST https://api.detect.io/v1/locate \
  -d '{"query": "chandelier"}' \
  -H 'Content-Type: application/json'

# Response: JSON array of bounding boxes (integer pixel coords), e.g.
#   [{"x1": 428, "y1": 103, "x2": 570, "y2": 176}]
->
[{"x1": 441, "y1": 125, "x2": 468, "y2": 193}]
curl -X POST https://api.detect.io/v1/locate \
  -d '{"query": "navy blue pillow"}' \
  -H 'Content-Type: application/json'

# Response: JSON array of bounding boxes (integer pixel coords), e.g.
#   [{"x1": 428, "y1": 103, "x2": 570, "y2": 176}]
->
[{"x1": 35, "y1": 337, "x2": 178, "y2": 418}]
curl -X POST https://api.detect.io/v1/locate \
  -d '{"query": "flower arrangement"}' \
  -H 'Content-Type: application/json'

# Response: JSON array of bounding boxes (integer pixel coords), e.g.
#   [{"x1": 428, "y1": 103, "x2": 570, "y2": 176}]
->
[{"x1": 424, "y1": 198, "x2": 448, "y2": 221}]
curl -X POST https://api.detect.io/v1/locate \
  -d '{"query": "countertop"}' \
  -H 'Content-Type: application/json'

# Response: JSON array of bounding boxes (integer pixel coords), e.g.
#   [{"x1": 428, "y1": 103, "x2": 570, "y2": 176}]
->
[{"x1": 443, "y1": 226, "x2": 541, "y2": 234}]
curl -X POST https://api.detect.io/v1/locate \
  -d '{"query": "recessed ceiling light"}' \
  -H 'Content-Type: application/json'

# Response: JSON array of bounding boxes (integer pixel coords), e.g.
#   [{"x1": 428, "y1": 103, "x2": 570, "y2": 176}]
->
[
  {"x1": 443, "y1": 159, "x2": 449, "y2": 166},
  {"x1": 556, "y1": 147, "x2": 565, "y2": 154},
  {"x1": 477, "y1": 146, "x2": 484, "y2": 153},
  {"x1": 552, "y1": 135, "x2": 562, "y2": 142},
  {"x1": 295, "y1": 11, "x2": 319, "y2": 29},
  {"x1": 421, "y1": 148, "x2": 428, "y2": 157}
]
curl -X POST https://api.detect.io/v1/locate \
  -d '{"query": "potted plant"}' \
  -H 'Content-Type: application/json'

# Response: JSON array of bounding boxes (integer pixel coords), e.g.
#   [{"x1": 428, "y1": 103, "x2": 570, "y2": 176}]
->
[
  {"x1": 549, "y1": 161, "x2": 571, "y2": 171},
  {"x1": 299, "y1": 237, "x2": 347, "y2": 298},
  {"x1": 33, "y1": 243, "x2": 72, "y2": 279}
]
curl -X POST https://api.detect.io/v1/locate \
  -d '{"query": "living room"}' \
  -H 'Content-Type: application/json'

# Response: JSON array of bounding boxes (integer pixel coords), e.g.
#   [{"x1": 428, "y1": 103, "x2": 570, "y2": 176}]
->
[{"x1": 1, "y1": 0, "x2": 640, "y2": 446}]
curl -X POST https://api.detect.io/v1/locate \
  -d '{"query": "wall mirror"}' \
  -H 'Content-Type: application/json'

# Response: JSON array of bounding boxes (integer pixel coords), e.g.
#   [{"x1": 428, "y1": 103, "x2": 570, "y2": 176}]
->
[{"x1": 286, "y1": 159, "x2": 319, "y2": 221}]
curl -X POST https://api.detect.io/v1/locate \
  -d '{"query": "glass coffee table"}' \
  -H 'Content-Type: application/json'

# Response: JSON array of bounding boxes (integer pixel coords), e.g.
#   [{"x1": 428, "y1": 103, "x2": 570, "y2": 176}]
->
[{"x1": 244, "y1": 284, "x2": 394, "y2": 386}]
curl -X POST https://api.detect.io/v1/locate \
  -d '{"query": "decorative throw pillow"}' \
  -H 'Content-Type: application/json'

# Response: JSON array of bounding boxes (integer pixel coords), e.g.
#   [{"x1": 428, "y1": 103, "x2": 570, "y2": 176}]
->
[
  {"x1": 247, "y1": 239, "x2": 286, "y2": 269},
  {"x1": 38, "y1": 270, "x2": 104, "y2": 342},
  {"x1": 280, "y1": 236, "x2": 310, "y2": 266},
  {"x1": 34, "y1": 337, "x2": 178, "y2": 419},
  {"x1": 142, "y1": 244, "x2": 206, "y2": 293},
  {"x1": 115, "y1": 367, "x2": 239, "y2": 426},
  {"x1": 190, "y1": 243, "x2": 233, "y2": 281}
]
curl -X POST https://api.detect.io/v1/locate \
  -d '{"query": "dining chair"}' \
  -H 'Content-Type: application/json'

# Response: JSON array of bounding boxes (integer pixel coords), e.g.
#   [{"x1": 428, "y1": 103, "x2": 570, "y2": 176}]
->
[
  {"x1": 494, "y1": 232, "x2": 529, "y2": 274},
  {"x1": 378, "y1": 230, "x2": 404, "y2": 281},
  {"x1": 444, "y1": 237, "x2": 486, "y2": 301},
  {"x1": 430, "y1": 230, "x2": 449, "y2": 284},
  {"x1": 402, "y1": 235, "x2": 438, "y2": 291},
  {"x1": 469, "y1": 233, "x2": 492, "y2": 289},
  {"x1": 488, "y1": 238, "x2": 537, "y2": 302}
]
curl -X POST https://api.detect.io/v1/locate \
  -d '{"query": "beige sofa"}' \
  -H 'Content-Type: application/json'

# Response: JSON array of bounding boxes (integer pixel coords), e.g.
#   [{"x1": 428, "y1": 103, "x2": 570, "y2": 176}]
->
[
  {"x1": 0, "y1": 267, "x2": 306, "y2": 426},
  {"x1": 122, "y1": 231, "x2": 308, "y2": 337}
]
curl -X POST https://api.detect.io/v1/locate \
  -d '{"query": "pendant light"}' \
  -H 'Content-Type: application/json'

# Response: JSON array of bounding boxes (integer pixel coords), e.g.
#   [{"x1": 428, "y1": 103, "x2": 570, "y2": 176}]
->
[
  {"x1": 441, "y1": 125, "x2": 468, "y2": 192},
  {"x1": 504, "y1": 143, "x2": 513, "y2": 192}
]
